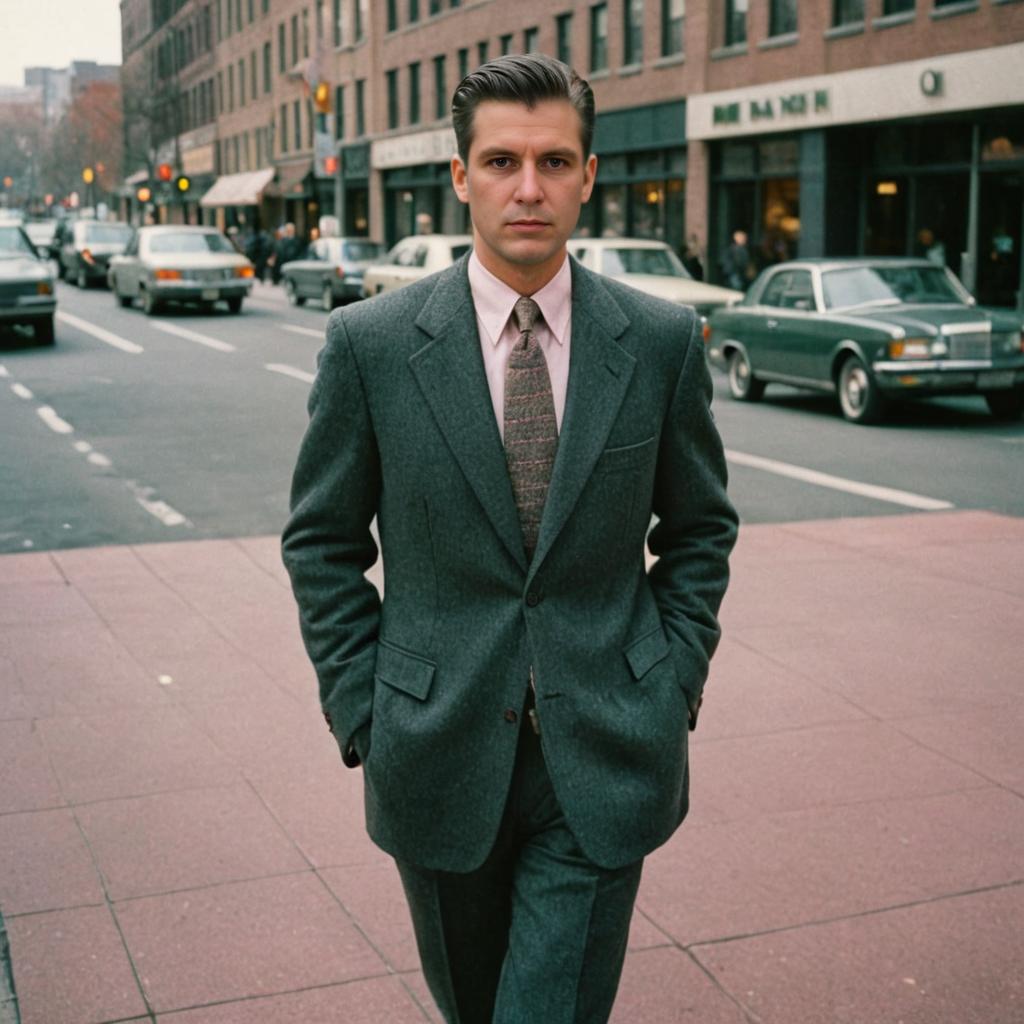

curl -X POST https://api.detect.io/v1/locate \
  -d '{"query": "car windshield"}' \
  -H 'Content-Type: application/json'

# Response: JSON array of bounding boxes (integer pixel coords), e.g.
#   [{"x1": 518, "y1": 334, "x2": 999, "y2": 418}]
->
[
  {"x1": 822, "y1": 266, "x2": 967, "y2": 310},
  {"x1": 83, "y1": 223, "x2": 133, "y2": 244},
  {"x1": 341, "y1": 240, "x2": 383, "y2": 261},
  {"x1": 600, "y1": 247, "x2": 690, "y2": 278},
  {"x1": 24, "y1": 222, "x2": 58, "y2": 245},
  {"x1": 0, "y1": 226, "x2": 37, "y2": 257},
  {"x1": 148, "y1": 231, "x2": 235, "y2": 254}
]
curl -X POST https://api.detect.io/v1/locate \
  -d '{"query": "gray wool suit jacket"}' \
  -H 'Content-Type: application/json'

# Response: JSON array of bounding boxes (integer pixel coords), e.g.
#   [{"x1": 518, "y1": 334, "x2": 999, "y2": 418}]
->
[{"x1": 282, "y1": 254, "x2": 738, "y2": 873}]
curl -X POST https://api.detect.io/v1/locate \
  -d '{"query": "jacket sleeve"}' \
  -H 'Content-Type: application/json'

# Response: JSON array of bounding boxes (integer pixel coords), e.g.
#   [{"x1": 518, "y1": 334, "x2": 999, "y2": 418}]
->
[
  {"x1": 647, "y1": 311, "x2": 739, "y2": 726},
  {"x1": 281, "y1": 311, "x2": 382, "y2": 766}
]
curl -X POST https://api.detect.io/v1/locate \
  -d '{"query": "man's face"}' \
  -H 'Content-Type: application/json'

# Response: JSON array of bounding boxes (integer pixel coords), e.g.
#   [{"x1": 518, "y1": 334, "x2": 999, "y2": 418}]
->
[{"x1": 451, "y1": 99, "x2": 597, "y2": 291}]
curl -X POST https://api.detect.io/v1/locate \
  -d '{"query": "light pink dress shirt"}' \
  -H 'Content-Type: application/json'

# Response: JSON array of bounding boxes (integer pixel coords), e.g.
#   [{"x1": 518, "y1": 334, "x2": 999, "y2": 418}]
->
[{"x1": 467, "y1": 251, "x2": 572, "y2": 442}]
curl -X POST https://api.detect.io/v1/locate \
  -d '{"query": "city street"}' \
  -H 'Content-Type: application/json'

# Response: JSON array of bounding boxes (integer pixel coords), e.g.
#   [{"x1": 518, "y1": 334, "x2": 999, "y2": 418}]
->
[{"x1": 2, "y1": 278, "x2": 1022, "y2": 555}]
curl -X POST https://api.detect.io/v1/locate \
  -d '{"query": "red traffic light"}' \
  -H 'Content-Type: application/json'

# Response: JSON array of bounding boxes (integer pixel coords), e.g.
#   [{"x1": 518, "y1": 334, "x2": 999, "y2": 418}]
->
[
  {"x1": 323, "y1": 156, "x2": 339, "y2": 175},
  {"x1": 157, "y1": 163, "x2": 173, "y2": 182}
]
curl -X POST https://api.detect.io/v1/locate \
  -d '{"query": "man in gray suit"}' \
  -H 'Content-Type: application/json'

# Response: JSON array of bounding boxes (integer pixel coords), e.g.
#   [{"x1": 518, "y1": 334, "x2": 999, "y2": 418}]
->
[{"x1": 282, "y1": 54, "x2": 737, "y2": 1024}]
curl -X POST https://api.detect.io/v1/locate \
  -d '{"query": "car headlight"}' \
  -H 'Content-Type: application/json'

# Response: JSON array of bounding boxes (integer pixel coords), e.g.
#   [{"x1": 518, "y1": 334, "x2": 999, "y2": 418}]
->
[
  {"x1": 888, "y1": 338, "x2": 933, "y2": 359},
  {"x1": 37, "y1": 281, "x2": 53, "y2": 295},
  {"x1": 154, "y1": 269, "x2": 182, "y2": 280},
  {"x1": 234, "y1": 266, "x2": 254, "y2": 278}
]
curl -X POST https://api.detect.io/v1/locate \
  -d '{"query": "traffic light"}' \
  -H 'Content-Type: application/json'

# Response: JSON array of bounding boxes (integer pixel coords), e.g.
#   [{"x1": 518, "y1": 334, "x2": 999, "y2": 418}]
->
[
  {"x1": 82, "y1": 167, "x2": 95, "y2": 184},
  {"x1": 314, "y1": 81, "x2": 331, "y2": 114},
  {"x1": 175, "y1": 175, "x2": 191, "y2": 194},
  {"x1": 136, "y1": 186, "x2": 152, "y2": 202},
  {"x1": 157, "y1": 163, "x2": 173, "y2": 182}
]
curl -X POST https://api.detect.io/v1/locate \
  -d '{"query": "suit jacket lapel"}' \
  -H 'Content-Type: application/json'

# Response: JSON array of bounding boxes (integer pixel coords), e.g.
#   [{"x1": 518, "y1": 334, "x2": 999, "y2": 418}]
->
[
  {"x1": 409, "y1": 259, "x2": 528, "y2": 572},
  {"x1": 530, "y1": 262, "x2": 635, "y2": 577}
]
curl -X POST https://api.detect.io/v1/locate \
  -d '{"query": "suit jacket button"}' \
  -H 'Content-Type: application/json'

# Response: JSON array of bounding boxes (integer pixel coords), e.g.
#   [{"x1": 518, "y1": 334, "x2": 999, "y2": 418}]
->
[
  {"x1": 525, "y1": 592, "x2": 541, "y2": 607},
  {"x1": 504, "y1": 709, "x2": 518, "y2": 724}
]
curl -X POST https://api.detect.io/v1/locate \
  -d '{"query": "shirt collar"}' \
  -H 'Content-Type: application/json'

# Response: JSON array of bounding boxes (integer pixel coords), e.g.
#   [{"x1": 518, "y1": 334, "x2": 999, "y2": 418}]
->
[{"x1": 468, "y1": 251, "x2": 571, "y2": 347}]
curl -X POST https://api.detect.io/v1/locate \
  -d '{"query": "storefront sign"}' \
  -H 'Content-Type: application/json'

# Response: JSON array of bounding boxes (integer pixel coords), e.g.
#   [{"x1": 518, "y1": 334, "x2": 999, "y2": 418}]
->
[
  {"x1": 372, "y1": 127, "x2": 457, "y2": 170},
  {"x1": 713, "y1": 90, "x2": 829, "y2": 127}
]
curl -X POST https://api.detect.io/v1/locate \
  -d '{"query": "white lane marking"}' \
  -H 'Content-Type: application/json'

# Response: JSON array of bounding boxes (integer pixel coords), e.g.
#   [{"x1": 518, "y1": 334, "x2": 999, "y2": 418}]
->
[
  {"x1": 265, "y1": 362, "x2": 315, "y2": 384},
  {"x1": 57, "y1": 311, "x2": 144, "y2": 354},
  {"x1": 135, "y1": 496, "x2": 188, "y2": 526},
  {"x1": 149, "y1": 320, "x2": 237, "y2": 352},
  {"x1": 0, "y1": 365, "x2": 9, "y2": 378},
  {"x1": 283, "y1": 324, "x2": 324, "y2": 339},
  {"x1": 74, "y1": 440, "x2": 92, "y2": 453},
  {"x1": 725, "y1": 449, "x2": 954, "y2": 511},
  {"x1": 87, "y1": 452, "x2": 113, "y2": 467},
  {"x1": 11, "y1": 383, "x2": 34, "y2": 400},
  {"x1": 36, "y1": 406, "x2": 74, "y2": 435}
]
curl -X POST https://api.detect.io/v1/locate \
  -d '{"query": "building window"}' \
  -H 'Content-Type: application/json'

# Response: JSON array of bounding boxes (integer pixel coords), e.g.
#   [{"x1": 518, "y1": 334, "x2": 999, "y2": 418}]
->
[
  {"x1": 355, "y1": 78, "x2": 365, "y2": 134},
  {"x1": 294, "y1": 98, "x2": 302, "y2": 149},
  {"x1": 387, "y1": 0, "x2": 397, "y2": 30},
  {"x1": 227, "y1": 0, "x2": 234, "y2": 32},
  {"x1": 477, "y1": 40, "x2": 489, "y2": 65},
  {"x1": 333, "y1": 0, "x2": 344, "y2": 45},
  {"x1": 769, "y1": 0, "x2": 796, "y2": 35},
  {"x1": 248, "y1": 0, "x2": 254, "y2": 20},
  {"x1": 590, "y1": 3, "x2": 608, "y2": 71},
  {"x1": 278, "y1": 22, "x2": 286, "y2": 71},
  {"x1": 433, "y1": 55, "x2": 446, "y2": 120},
  {"x1": 387, "y1": 68, "x2": 399, "y2": 129},
  {"x1": 307, "y1": 98, "x2": 314, "y2": 147},
  {"x1": 228, "y1": 64, "x2": 235, "y2": 110},
  {"x1": 409, "y1": 61, "x2": 421, "y2": 125},
  {"x1": 291, "y1": 13, "x2": 299, "y2": 66},
  {"x1": 355, "y1": 0, "x2": 366, "y2": 39},
  {"x1": 724, "y1": 0, "x2": 747, "y2": 45},
  {"x1": 238, "y1": 59, "x2": 245, "y2": 106},
  {"x1": 302, "y1": 7, "x2": 310, "y2": 57},
  {"x1": 216, "y1": 0, "x2": 223, "y2": 40},
  {"x1": 250, "y1": 51, "x2": 257, "y2": 99},
  {"x1": 499, "y1": 33, "x2": 513, "y2": 55},
  {"x1": 263, "y1": 0, "x2": 269, "y2": 12},
  {"x1": 430, "y1": 0, "x2": 442, "y2": 12},
  {"x1": 556, "y1": 12, "x2": 572, "y2": 64},
  {"x1": 280, "y1": 103, "x2": 288, "y2": 152},
  {"x1": 458, "y1": 46, "x2": 469, "y2": 81},
  {"x1": 409, "y1": 0, "x2": 420, "y2": 22},
  {"x1": 335, "y1": 84, "x2": 345, "y2": 137},
  {"x1": 662, "y1": 0, "x2": 683, "y2": 54},
  {"x1": 624, "y1": 0, "x2": 643, "y2": 65},
  {"x1": 882, "y1": 0, "x2": 914, "y2": 11},
  {"x1": 263, "y1": 41, "x2": 271, "y2": 90},
  {"x1": 316, "y1": 0, "x2": 323, "y2": 40},
  {"x1": 524, "y1": 26, "x2": 539, "y2": 52},
  {"x1": 832, "y1": 0, "x2": 863, "y2": 25}
]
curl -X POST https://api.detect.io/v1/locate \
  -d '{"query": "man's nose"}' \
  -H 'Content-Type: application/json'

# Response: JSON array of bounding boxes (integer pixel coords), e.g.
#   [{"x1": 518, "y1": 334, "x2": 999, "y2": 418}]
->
[{"x1": 514, "y1": 164, "x2": 543, "y2": 204}]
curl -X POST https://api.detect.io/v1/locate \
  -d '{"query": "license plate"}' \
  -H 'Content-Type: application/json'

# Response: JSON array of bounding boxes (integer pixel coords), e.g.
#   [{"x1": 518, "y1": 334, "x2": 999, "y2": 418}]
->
[
  {"x1": 977, "y1": 370, "x2": 1014, "y2": 389},
  {"x1": 200, "y1": 288, "x2": 219, "y2": 300}
]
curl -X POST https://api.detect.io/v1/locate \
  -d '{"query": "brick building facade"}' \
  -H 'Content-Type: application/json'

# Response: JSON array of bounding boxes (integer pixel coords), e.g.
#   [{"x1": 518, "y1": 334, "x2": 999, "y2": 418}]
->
[{"x1": 121, "y1": 0, "x2": 1024, "y2": 305}]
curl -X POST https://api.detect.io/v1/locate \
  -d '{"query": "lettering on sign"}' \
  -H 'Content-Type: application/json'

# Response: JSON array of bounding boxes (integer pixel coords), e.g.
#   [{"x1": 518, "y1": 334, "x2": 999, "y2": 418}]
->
[{"x1": 712, "y1": 89, "x2": 831, "y2": 131}]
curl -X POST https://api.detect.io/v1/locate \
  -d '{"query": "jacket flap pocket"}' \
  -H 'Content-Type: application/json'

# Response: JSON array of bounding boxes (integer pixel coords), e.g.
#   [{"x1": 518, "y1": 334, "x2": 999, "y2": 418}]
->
[
  {"x1": 375, "y1": 642, "x2": 436, "y2": 700},
  {"x1": 624, "y1": 627, "x2": 670, "y2": 681}
]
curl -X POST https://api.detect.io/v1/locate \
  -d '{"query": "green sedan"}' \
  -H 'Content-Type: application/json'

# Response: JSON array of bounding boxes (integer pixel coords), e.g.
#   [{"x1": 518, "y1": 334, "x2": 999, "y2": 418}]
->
[{"x1": 705, "y1": 258, "x2": 1024, "y2": 424}]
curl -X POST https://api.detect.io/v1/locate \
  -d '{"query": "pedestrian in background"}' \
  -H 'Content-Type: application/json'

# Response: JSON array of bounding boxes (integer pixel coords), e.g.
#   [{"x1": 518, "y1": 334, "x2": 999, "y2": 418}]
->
[
  {"x1": 721, "y1": 228, "x2": 754, "y2": 290},
  {"x1": 282, "y1": 53, "x2": 737, "y2": 1024}
]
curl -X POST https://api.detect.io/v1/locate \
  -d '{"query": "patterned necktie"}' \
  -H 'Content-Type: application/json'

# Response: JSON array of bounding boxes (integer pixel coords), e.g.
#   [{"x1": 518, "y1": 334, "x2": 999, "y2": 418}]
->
[{"x1": 504, "y1": 296, "x2": 558, "y2": 561}]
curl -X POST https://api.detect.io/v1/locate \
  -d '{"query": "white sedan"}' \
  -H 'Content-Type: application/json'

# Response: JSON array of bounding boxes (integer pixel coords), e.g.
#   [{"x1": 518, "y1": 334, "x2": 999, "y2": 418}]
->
[
  {"x1": 569, "y1": 238, "x2": 743, "y2": 317},
  {"x1": 361, "y1": 234, "x2": 473, "y2": 297}
]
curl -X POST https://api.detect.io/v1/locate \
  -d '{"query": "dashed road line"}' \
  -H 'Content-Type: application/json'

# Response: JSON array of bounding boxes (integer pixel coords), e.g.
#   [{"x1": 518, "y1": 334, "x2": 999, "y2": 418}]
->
[
  {"x1": 11, "y1": 383, "x2": 34, "y2": 400},
  {"x1": 0, "y1": 365, "x2": 9, "y2": 377},
  {"x1": 282, "y1": 324, "x2": 325, "y2": 339},
  {"x1": 149, "y1": 321, "x2": 237, "y2": 352},
  {"x1": 36, "y1": 406, "x2": 74, "y2": 435},
  {"x1": 725, "y1": 448, "x2": 954, "y2": 511},
  {"x1": 265, "y1": 362, "x2": 315, "y2": 383},
  {"x1": 57, "y1": 311, "x2": 144, "y2": 354}
]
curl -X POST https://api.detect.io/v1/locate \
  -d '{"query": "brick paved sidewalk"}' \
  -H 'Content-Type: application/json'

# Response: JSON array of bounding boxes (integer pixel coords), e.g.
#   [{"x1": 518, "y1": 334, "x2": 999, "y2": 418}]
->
[{"x1": 1, "y1": 511, "x2": 1022, "y2": 1023}]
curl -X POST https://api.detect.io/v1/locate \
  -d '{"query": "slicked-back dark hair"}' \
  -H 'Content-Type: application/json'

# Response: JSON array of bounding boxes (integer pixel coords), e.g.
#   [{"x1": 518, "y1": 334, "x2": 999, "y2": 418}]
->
[{"x1": 451, "y1": 53, "x2": 595, "y2": 163}]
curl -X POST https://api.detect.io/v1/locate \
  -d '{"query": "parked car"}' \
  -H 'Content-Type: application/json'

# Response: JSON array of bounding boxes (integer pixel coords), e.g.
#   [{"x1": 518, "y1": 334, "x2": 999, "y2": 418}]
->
[
  {"x1": 23, "y1": 218, "x2": 60, "y2": 255},
  {"x1": 59, "y1": 220, "x2": 134, "y2": 288},
  {"x1": 0, "y1": 224, "x2": 57, "y2": 345},
  {"x1": 108, "y1": 225, "x2": 255, "y2": 315},
  {"x1": 281, "y1": 237, "x2": 385, "y2": 309},
  {"x1": 362, "y1": 234, "x2": 473, "y2": 297},
  {"x1": 569, "y1": 238, "x2": 743, "y2": 317},
  {"x1": 705, "y1": 258, "x2": 1024, "y2": 424}
]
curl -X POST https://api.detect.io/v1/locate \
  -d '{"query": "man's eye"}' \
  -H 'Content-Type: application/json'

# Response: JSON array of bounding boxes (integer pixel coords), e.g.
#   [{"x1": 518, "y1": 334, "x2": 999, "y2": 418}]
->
[
  {"x1": 546, "y1": 158, "x2": 566, "y2": 169},
  {"x1": 490, "y1": 157, "x2": 512, "y2": 169}
]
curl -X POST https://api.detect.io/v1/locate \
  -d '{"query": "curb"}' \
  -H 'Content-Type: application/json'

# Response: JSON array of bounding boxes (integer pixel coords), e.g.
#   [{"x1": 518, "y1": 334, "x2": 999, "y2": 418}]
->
[{"x1": 0, "y1": 914, "x2": 19, "y2": 1024}]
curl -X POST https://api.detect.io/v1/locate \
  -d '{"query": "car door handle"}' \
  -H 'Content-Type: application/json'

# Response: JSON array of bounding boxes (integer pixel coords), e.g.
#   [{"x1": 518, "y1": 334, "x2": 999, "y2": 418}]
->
[{"x1": 766, "y1": 319, "x2": 779, "y2": 329}]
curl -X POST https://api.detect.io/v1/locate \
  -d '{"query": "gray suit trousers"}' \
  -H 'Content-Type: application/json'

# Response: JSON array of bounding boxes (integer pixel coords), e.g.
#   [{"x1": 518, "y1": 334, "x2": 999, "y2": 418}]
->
[{"x1": 397, "y1": 711, "x2": 643, "y2": 1024}]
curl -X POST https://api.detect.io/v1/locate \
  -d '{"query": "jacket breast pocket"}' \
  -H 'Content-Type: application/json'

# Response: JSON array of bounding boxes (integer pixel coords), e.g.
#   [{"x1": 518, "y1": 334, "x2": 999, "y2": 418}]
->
[
  {"x1": 597, "y1": 435, "x2": 657, "y2": 474},
  {"x1": 374, "y1": 640, "x2": 436, "y2": 701}
]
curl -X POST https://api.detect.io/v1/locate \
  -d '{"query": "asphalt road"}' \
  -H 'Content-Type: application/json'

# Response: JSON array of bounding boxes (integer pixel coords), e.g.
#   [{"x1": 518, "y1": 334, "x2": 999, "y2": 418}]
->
[{"x1": 1, "y1": 278, "x2": 1021, "y2": 554}]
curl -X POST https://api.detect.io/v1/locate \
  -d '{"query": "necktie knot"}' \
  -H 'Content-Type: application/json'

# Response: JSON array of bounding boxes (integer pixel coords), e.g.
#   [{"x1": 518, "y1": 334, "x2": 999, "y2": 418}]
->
[{"x1": 513, "y1": 296, "x2": 541, "y2": 336}]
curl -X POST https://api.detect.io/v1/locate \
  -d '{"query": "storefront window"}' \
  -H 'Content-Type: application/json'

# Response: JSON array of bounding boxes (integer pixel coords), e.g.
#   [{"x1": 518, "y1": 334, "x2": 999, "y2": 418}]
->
[
  {"x1": 977, "y1": 171, "x2": 1022, "y2": 308},
  {"x1": 982, "y1": 127, "x2": 1024, "y2": 164},
  {"x1": 866, "y1": 176, "x2": 908, "y2": 257},
  {"x1": 721, "y1": 141, "x2": 756, "y2": 177},
  {"x1": 631, "y1": 183, "x2": 664, "y2": 240},
  {"x1": 601, "y1": 186, "x2": 627, "y2": 237},
  {"x1": 760, "y1": 138, "x2": 798, "y2": 175}
]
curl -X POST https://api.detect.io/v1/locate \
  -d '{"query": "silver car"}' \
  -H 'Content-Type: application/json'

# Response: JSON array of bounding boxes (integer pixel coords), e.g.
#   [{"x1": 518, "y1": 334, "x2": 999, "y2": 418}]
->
[
  {"x1": 0, "y1": 224, "x2": 57, "y2": 345},
  {"x1": 108, "y1": 225, "x2": 255, "y2": 315},
  {"x1": 281, "y1": 236, "x2": 385, "y2": 310}
]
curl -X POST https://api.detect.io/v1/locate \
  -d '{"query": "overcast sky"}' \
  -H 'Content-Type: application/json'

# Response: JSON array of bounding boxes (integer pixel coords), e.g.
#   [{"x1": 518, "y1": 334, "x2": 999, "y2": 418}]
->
[{"x1": 0, "y1": 0, "x2": 123, "y2": 87}]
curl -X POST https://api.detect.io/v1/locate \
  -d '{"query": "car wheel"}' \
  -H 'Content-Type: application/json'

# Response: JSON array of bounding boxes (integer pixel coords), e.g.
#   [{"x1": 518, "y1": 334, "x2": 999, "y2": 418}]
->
[
  {"x1": 322, "y1": 282, "x2": 336, "y2": 311},
  {"x1": 141, "y1": 288, "x2": 161, "y2": 316},
  {"x1": 226, "y1": 296, "x2": 243, "y2": 315},
  {"x1": 837, "y1": 355, "x2": 886, "y2": 424},
  {"x1": 984, "y1": 388, "x2": 1024, "y2": 420},
  {"x1": 727, "y1": 349, "x2": 765, "y2": 402},
  {"x1": 285, "y1": 278, "x2": 304, "y2": 306},
  {"x1": 76, "y1": 267, "x2": 89, "y2": 289},
  {"x1": 34, "y1": 316, "x2": 55, "y2": 346}
]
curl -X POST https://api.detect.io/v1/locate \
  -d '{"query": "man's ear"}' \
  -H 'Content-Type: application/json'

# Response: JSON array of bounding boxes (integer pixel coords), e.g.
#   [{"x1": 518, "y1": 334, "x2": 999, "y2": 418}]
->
[
  {"x1": 451, "y1": 155, "x2": 469, "y2": 204},
  {"x1": 581, "y1": 153, "x2": 598, "y2": 204}
]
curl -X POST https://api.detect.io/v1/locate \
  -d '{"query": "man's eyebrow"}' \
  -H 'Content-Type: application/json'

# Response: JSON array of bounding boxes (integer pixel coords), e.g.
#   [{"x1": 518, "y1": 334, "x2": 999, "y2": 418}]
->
[{"x1": 475, "y1": 146, "x2": 579, "y2": 161}]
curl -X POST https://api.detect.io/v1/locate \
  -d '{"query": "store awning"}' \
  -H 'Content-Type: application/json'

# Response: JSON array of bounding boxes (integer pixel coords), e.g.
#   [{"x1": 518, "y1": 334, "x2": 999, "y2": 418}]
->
[
  {"x1": 199, "y1": 167, "x2": 276, "y2": 208},
  {"x1": 265, "y1": 161, "x2": 313, "y2": 199}
]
